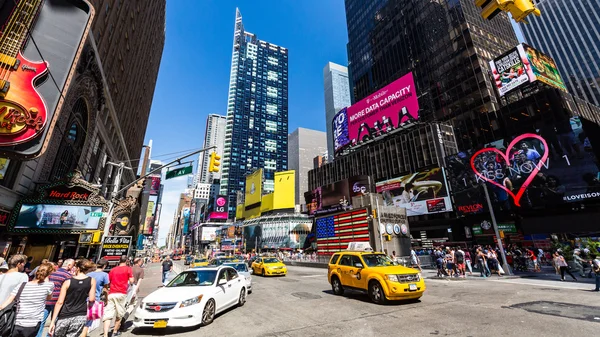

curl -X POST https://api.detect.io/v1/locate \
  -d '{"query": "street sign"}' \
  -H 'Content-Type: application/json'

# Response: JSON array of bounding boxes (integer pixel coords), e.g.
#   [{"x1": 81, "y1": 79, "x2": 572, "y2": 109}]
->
[
  {"x1": 90, "y1": 212, "x2": 105, "y2": 218},
  {"x1": 166, "y1": 165, "x2": 193, "y2": 180}
]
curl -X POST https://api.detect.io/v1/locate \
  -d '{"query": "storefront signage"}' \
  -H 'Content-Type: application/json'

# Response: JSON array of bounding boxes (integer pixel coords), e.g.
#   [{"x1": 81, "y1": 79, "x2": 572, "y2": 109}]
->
[
  {"x1": 47, "y1": 185, "x2": 92, "y2": 201},
  {"x1": 100, "y1": 236, "x2": 132, "y2": 258}
]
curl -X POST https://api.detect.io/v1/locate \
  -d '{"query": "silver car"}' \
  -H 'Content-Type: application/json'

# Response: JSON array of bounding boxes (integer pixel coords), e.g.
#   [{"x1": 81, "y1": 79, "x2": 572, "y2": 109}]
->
[{"x1": 224, "y1": 262, "x2": 252, "y2": 294}]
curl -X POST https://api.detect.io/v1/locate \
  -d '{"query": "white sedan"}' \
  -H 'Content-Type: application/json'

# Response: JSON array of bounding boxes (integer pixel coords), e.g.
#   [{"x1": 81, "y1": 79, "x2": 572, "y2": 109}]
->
[{"x1": 133, "y1": 266, "x2": 247, "y2": 329}]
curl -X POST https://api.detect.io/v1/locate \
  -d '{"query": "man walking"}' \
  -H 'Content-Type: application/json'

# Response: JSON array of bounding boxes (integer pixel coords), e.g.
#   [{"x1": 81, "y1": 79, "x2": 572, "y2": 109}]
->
[
  {"x1": 0, "y1": 255, "x2": 29, "y2": 303},
  {"x1": 161, "y1": 256, "x2": 173, "y2": 283},
  {"x1": 103, "y1": 256, "x2": 134, "y2": 337},
  {"x1": 132, "y1": 258, "x2": 145, "y2": 293},
  {"x1": 36, "y1": 258, "x2": 74, "y2": 337},
  {"x1": 591, "y1": 254, "x2": 600, "y2": 292}
]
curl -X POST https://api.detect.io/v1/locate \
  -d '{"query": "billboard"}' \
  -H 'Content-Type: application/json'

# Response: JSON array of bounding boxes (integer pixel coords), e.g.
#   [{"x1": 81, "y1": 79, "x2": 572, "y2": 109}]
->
[
  {"x1": 305, "y1": 175, "x2": 371, "y2": 215},
  {"x1": 15, "y1": 204, "x2": 103, "y2": 230},
  {"x1": 491, "y1": 43, "x2": 567, "y2": 97},
  {"x1": 208, "y1": 195, "x2": 228, "y2": 220},
  {"x1": 149, "y1": 176, "x2": 161, "y2": 195},
  {"x1": 245, "y1": 169, "x2": 263, "y2": 206},
  {"x1": 376, "y1": 168, "x2": 453, "y2": 216},
  {"x1": 183, "y1": 207, "x2": 190, "y2": 234},
  {"x1": 316, "y1": 208, "x2": 370, "y2": 255},
  {"x1": 100, "y1": 236, "x2": 132, "y2": 259},
  {"x1": 489, "y1": 47, "x2": 530, "y2": 96},
  {"x1": 333, "y1": 72, "x2": 419, "y2": 151},
  {"x1": 445, "y1": 117, "x2": 600, "y2": 209},
  {"x1": 333, "y1": 108, "x2": 350, "y2": 153},
  {"x1": 201, "y1": 227, "x2": 218, "y2": 241}
]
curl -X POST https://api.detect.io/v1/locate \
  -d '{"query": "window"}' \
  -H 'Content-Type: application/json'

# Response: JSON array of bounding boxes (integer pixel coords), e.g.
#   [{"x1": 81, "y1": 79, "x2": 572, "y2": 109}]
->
[
  {"x1": 226, "y1": 268, "x2": 238, "y2": 280},
  {"x1": 329, "y1": 254, "x2": 341, "y2": 265},
  {"x1": 339, "y1": 255, "x2": 353, "y2": 266}
]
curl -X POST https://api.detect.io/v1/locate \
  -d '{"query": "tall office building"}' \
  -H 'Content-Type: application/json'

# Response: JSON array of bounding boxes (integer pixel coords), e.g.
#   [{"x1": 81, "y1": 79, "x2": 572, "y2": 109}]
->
[
  {"x1": 220, "y1": 9, "x2": 289, "y2": 217},
  {"x1": 344, "y1": 0, "x2": 517, "y2": 149},
  {"x1": 196, "y1": 114, "x2": 227, "y2": 185},
  {"x1": 288, "y1": 128, "x2": 327, "y2": 207},
  {"x1": 519, "y1": 0, "x2": 600, "y2": 107},
  {"x1": 323, "y1": 62, "x2": 351, "y2": 158}
]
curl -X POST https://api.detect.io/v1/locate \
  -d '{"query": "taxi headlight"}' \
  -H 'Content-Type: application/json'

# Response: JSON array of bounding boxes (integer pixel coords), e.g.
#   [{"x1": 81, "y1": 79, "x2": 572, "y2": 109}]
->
[
  {"x1": 386, "y1": 274, "x2": 399, "y2": 282},
  {"x1": 180, "y1": 295, "x2": 203, "y2": 308}
]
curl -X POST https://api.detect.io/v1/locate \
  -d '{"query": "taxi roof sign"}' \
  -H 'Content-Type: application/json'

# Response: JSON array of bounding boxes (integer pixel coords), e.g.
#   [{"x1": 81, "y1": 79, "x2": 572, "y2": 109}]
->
[{"x1": 346, "y1": 242, "x2": 373, "y2": 252}]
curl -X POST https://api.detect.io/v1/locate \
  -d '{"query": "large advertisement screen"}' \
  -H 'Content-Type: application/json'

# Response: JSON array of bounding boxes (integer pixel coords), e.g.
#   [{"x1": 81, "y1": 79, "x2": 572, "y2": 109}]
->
[
  {"x1": 149, "y1": 176, "x2": 161, "y2": 195},
  {"x1": 305, "y1": 175, "x2": 371, "y2": 215},
  {"x1": 245, "y1": 169, "x2": 263, "y2": 206},
  {"x1": 15, "y1": 204, "x2": 103, "y2": 230},
  {"x1": 333, "y1": 108, "x2": 350, "y2": 153},
  {"x1": 333, "y1": 72, "x2": 419, "y2": 152},
  {"x1": 376, "y1": 168, "x2": 452, "y2": 216},
  {"x1": 201, "y1": 227, "x2": 218, "y2": 241},
  {"x1": 445, "y1": 117, "x2": 600, "y2": 209},
  {"x1": 490, "y1": 47, "x2": 530, "y2": 97},
  {"x1": 522, "y1": 43, "x2": 566, "y2": 91},
  {"x1": 208, "y1": 195, "x2": 228, "y2": 220}
]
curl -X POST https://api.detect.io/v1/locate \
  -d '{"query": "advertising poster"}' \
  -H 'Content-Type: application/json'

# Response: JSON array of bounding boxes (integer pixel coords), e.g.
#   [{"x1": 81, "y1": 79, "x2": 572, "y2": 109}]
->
[
  {"x1": 333, "y1": 108, "x2": 350, "y2": 153},
  {"x1": 0, "y1": 158, "x2": 9, "y2": 179},
  {"x1": 521, "y1": 43, "x2": 567, "y2": 91},
  {"x1": 15, "y1": 204, "x2": 103, "y2": 230},
  {"x1": 245, "y1": 169, "x2": 263, "y2": 206},
  {"x1": 183, "y1": 208, "x2": 190, "y2": 234},
  {"x1": 201, "y1": 227, "x2": 218, "y2": 241},
  {"x1": 335, "y1": 72, "x2": 419, "y2": 150},
  {"x1": 305, "y1": 175, "x2": 372, "y2": 215},
  {"x1": 490, "y1": 47, "x2": 530, "y2": 96},
  {"x1": 208, "y1": 195, "x2": 228, "y2": 220},
  {"x1": 445, "y1": 117, "x2": 600, "y2": 209},
  {"x1": 101, "y1": 236, "x2": 132, "y2": 259},
  {"x1": 376, "y1": 168, "x2": 453, "y2": 216},
  {"x1": 149, "y1": 176, "x2": 161, "y2": 195},
  {"x1": 0, "y1": 209, "x2": 10, "y2": 226}
]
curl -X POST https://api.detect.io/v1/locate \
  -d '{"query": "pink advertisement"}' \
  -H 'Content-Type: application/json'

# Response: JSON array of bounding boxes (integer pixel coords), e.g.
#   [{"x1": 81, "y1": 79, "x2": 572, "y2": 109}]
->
[{"x1": 344, "y1": 72, "x2": 419, "y2": 148}]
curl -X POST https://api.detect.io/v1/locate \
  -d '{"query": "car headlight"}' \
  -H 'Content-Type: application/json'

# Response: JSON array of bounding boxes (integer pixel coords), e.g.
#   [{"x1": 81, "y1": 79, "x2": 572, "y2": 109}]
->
[
  {"x1": 180, "y1": 295, "x2": 203, "y2": 308},
  {"x1": 246, "y1": 276, "x2": 252, "y2": 282},
  {"x1": 386, "y1": 274, "x2": 399, "y2": 282}
]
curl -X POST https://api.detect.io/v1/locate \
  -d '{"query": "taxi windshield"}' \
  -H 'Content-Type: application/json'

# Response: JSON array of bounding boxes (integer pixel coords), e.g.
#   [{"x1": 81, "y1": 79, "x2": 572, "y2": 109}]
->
[
  {"x1": 263, "y1": 258, "x2": 280, "y2": 263},
  {"x1": 361, "y1": 254, "x2": 396, "y2": 267},
  {"x1": 194, "y1": 259, "x2": 206, "y2": 263}
]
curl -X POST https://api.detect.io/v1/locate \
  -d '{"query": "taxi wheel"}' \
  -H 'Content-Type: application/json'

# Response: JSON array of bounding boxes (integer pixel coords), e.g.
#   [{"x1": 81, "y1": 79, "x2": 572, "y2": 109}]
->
[
  {"x1": 369, "y1": 281, "x2": 387, "y2": 305},
  {"x1": 261, "y1": 269, "x2": 266, "y2": 277},
  {"x1": 331, "y1": 276, "x2": 344, "y2": 295},
  {"x1": 201, "y1": 299, "x2": 215, "y2": 326}
]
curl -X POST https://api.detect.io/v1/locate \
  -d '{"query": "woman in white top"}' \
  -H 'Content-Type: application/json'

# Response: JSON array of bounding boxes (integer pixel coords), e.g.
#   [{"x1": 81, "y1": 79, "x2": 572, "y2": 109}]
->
[
  {"x1": 0, "y1": 263, "x2": 54, "y2": 337},
  {"x1": 554, "y1": 252, "x2": 577, "y2": 282}
]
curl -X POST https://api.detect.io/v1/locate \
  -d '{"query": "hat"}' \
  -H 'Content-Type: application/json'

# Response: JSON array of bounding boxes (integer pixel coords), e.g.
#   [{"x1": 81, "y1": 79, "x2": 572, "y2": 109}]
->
[{"x1": 0, "y1": 261, "x2": 8, "y2": 270}]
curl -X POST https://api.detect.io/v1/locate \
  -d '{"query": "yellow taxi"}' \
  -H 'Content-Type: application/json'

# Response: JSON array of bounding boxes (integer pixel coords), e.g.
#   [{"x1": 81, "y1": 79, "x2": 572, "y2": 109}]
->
[
  {"x1": 190, "y1": 257, "x2": 209, "y2": 268},
  {"x1": 251, "y1": 256, "x2": 287, "y2": 276},
  {"x1": 327, "y1": 243, "x2": 425, "y2": 304}
]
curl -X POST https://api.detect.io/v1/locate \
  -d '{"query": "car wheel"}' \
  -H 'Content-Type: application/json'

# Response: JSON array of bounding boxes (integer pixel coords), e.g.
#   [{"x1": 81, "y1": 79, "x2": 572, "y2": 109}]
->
[
  {"x1": 238, "y1": 288, "x2": 246, "y2": 307},
  {"x1": 331, "y1": 276, "x2": 344, "y2": 295},
  {"x1": 201, "y1": 299, "x2": 216, "y2": 326},
  {"x1": 369, "y1": 281, "x2": 387, "y2": 305},
  {"x1": 261, "y1": 269, "x2": 265, "y2": 277}
]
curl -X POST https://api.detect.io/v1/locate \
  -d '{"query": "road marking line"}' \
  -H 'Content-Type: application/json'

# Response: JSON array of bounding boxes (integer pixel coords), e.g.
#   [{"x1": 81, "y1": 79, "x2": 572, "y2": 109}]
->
[{"x1": 301, "y1": 275, "x2": 324, "y2": 278}]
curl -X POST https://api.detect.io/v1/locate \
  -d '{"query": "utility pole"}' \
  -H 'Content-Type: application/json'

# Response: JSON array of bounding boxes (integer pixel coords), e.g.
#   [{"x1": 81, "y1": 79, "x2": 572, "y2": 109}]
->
[{"x1": 482, "y1": 183, "x2": 512, "y2": 275}]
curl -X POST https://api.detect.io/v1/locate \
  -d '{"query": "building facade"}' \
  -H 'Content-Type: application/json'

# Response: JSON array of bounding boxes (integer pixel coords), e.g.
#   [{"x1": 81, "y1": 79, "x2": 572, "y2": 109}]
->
[
  {"x1": 220, "y1": 9, "x2": 289, "y2": 217},
  {"x1": 519, "y1": 0, "x2": 600, "y2": 107},
  {"x1": 323, "y1": 62, "x2": 352, "y2": 158},
  {"x1": 196, "y1": 114, "x2": 227, "y2": 184},
  {"x1": 288, "y1": 128, "x2": 327, "y2": 207}
]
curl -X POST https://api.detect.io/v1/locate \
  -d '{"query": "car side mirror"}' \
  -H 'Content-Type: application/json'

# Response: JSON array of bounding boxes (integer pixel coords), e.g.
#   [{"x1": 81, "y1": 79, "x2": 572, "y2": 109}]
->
[
  {"x1": 218, "y1": 278, "x2": 227, "y2": 286},
  {"x1": 354, "y1": 263, "x2": 363, "y2": 269}
]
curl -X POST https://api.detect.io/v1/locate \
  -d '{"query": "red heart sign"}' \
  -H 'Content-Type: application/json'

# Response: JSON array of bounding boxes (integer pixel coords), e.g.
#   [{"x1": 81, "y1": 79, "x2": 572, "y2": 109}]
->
[{"x1": 470, "y1": 133, "x2": 549, "y2": 207}]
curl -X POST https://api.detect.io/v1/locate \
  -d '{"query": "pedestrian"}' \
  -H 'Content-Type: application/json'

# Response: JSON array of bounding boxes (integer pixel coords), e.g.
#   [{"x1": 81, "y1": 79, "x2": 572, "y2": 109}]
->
[
  {"x1": 36, "y1": 259, "x2": 74, "y2": 337},
  {"x1": 48, "y1": 259, "x2": 96, "y2": 337},
  {"x1": 56, "y1": 259, "x2": 64, "y2": 270},
  {"x1": 132, "y1": 258, "x2": 144, "y2": 293},
  {"x1": 590, "y1": 254, "x2": 599, "y2": 291},
  {"x1": 476, "y1": 248, "x2": 490, "y2": 278},
  {"x1": 24, "y1": 256, "x2": 34, "y2": 275},
  {"x1": 435, "y1": 248, "x2": 445, "y2": 277},
  {"x1": 455, "y1": 247, "x2": 466, "y2": 278},
  {"x1": 161, "y1": 255, "x2": 173, "y2": 284},
  {"x1": 410, "y1": 249, "x2": 421, "y2": 271},
  {"x1": 103, "y1": 256, "x2": 134, "y2": 337},
  {"x1": 554, "y1": 251, "x2": 576, "y2": 282},
  {"x1": 391, "y1": 251, "x2": 397, "y2": 262},
  {"x1": 0, "y1": 255, "x2": 29, "y2": 304},
  {"x1": 29, "y1": 259, "x2": 49, "y2": 280},
  {"x1": 445, "y1": 249, "x2": 455, "y2": 277},
  {"x1": 573, "y1": 250, "x2": 587, "y2": 278},
  {"x1": 464, "y1": 249, "x2": 473, "y2": 276},
  {"x1": 489, "y1": 249, "x2": 502, "y2": 276},
  {"x1": 82, "y1": 259, "x2": 110, "y2": 336},
  {"x1": 0, "y1": 260, "x2": 8, "y2": 274},
  {"x1": 0, "y1": 263, "x2": 54, "y2": 337}
]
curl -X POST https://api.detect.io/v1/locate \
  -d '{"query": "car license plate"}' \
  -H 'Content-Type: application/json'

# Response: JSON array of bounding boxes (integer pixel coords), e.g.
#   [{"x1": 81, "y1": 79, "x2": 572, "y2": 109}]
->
[
  {"x1": 408, "y1": 284, "x2": 417, "y2": 291},
  {"x1": 153, "y1": 320, "x2": 167, "y2": 328}
]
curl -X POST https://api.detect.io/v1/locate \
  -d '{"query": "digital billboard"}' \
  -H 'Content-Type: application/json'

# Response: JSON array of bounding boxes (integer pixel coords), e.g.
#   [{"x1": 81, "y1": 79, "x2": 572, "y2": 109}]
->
[
  {"x1": 490, "y1": 47, "x2": 530, "y2": 97},
  {"x1": 245, "y1": 169, "x2": 263, "y2": 206},
  {"x1": 376, "y1": 168, "x2": 453, "y2": 216},
  {"x1": 445, "y1": 117, "x2": 600, "y2": 209},
  {"x1": 201, "y1": 226, "x2": 218, "y2": 241},
  {"x1": 522, "y1": 43, "x2": 566, "y2": 91},
  {"x1": 305, "y1": 175, "x2": 371, "y2": 215},
  {"x1": 208, "y1": 195, "x2": 228, "y2": 220},
  {"x1": 333, "y1": 72, "x2": 419, "y2": 152},
  {"x1": 149, "y1": 176, "x2": 161, "y2": 195},
  {"x1": 15, "y1": 204, "x2": 103, "y2": 230}
]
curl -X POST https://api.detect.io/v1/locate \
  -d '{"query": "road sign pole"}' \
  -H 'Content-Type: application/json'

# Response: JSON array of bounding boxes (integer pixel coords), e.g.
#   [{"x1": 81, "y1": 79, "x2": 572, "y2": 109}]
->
[{"x1": 482, "y1": 183, "x2": 512, "y2": 276}]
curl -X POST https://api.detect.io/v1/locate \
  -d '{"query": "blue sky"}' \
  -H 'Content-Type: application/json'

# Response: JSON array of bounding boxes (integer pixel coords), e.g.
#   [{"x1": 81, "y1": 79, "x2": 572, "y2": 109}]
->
[{"x1": 144, "y1": 0, "x2": 349, "y2": 245}]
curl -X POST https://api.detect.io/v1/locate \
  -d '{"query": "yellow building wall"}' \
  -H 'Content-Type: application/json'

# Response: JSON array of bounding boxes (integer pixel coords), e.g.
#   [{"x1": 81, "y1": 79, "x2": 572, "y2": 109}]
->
[
  {"x1": 261, "y1": 193, "x2": 274, "y2": 213},
  {"x1": 273, "y1": 170, "x2": 295, "y2": 210}
]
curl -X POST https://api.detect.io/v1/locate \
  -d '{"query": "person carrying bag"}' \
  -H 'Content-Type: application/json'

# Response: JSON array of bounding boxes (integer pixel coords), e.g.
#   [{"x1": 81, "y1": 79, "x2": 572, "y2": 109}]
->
[{"x1": 0, "y1": 282, "x2": 27, "y2": 337}]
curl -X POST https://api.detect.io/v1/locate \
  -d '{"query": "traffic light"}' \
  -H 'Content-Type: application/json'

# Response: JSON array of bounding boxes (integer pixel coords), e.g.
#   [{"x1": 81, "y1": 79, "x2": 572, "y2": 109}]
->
[
  {"x1": 384, "y1": 234, "x2": 392, "y2": 241},
  {"x1": 208, "y1": 152, "x2": 221, "y2": 172},
  {"x1": 475, "y1": 0, "x2": 541, "y2": 22},
  {"x1": 475, "y1": 0, "x2": 503, "y2": 20}
]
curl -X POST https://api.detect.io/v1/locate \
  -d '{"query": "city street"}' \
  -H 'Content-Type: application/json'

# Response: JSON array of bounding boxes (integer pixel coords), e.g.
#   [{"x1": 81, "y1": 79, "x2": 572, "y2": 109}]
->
[{"x1": 106, "y1": 263, "x2": 600, "y2": 337}]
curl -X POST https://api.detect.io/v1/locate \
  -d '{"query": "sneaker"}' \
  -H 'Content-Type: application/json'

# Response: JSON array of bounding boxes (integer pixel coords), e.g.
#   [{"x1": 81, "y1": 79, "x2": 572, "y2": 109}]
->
[{"x1": 113, "y1": 332, "x2": 121, "y2": 337}]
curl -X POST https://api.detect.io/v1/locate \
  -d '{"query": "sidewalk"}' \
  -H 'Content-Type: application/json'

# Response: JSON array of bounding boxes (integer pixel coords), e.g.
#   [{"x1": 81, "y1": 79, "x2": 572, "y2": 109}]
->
[{"x1": 423, "y1": 266, "x2": 597, "y2": 284}]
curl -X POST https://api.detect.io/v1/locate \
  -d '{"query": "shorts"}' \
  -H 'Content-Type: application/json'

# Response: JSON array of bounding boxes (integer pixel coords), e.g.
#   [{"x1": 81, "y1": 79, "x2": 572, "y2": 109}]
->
[
  {"x1": 54, "y1": 316, "x2": 87, "y2": 337},
  {"x1": 103, "y1": 293, "x2": 127, "y2": 321},
  {"x1": 457, "y1": 263, "x2": 465, "y2": 269},
  {"x1": 446, "y1": 262, "x2": 455, "y2": 270}
]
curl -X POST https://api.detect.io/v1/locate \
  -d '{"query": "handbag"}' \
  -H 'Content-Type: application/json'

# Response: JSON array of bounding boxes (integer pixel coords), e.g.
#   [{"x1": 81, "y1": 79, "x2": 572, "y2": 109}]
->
[
  {"x1": 0, "y1": 282, "x2": 27, "y2": 337},
  {"x1": 87, "y1": 300, "x2": 104, "y2": 321}
]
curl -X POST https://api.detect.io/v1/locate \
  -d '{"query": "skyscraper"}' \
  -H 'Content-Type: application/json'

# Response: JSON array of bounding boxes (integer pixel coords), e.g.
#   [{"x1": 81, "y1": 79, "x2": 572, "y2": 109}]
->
[
  {"x1": 519, "y1": 0, "x2": 600, "y2": 107},
  {"x1": 344, "y1": 0, "x2": 518, "y2": 149},
  {"x1": 220, "y1": 9, "x2": 289, "y2": 217},
  {"x1": 323, "y1": 62, "x2": 351, "y2": 158},
  {"x1": 288, "y1": 128, "x2": 327, "y2": 207},
  {"x1": 196, "y1": 114, "x2": 227, "y2": 185}
]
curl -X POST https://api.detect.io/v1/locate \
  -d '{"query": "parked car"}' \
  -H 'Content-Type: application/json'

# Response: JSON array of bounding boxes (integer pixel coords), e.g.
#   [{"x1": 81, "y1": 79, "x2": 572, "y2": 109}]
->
[{"x1": 223, "y1": 262, "x2": 252, "y2": 293}]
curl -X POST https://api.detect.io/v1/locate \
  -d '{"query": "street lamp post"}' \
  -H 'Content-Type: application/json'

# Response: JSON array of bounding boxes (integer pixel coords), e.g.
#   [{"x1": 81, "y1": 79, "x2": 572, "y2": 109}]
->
[{"x1": 482, "y1": 183, "x2": 512, "y2": 275}]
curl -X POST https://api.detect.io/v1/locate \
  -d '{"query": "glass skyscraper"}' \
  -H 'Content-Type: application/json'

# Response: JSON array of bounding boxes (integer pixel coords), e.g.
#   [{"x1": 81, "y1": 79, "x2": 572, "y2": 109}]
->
[
  {"x1": 220, "y1": 9, "x2": 289, "y2": 217},
  {"x1": 323, "y1": 62, "x2": 351, "y2": 158},
  {"x1": 519, "y1": 0, "x2": 600, "y2": 107}
]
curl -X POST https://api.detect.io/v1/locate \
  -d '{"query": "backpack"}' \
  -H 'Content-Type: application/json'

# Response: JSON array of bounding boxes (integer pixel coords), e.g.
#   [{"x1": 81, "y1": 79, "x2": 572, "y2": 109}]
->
[
  {"x1": 455, "y1": 250, "x2": 464, "y2": 263},
  {"x1": 0, "y1": 282, "x2": 26, "y2": 337}
]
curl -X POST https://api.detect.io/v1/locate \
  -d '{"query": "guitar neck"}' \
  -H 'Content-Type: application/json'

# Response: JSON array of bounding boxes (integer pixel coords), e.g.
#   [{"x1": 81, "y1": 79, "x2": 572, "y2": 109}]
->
[{"x1": 0, "y1": 0, "x2": 43, "y2": 63}]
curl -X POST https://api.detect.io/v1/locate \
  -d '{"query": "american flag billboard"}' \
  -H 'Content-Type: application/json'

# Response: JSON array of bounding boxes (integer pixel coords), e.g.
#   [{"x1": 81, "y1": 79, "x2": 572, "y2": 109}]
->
[{"x1": 316, "y1": 208, "x2": 371, "y2": 255}]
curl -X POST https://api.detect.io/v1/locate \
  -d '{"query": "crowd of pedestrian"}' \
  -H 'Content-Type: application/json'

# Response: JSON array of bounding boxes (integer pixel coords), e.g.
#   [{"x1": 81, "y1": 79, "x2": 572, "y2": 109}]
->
[{"x1": 0, "y1": 254, "x2": 144, "y2": 337}]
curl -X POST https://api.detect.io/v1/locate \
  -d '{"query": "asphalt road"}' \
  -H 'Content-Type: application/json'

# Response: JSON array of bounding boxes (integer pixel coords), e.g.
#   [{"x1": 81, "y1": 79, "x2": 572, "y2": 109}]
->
[{"x1": 110, "y1": 263, "x2": 600, "y2": 337}]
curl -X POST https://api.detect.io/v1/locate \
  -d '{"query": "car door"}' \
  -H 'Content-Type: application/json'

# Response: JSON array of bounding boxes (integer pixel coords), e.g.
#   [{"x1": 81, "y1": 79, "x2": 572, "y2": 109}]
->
[
  {"x1": 253, "y1": 258, "x2": 262, "y2": 274},
  {"x1": 213, "y1": 269, "x2": 229, "y2": 313},
  {"x1": 350, "y1": 255, "x2": 367, "y2": 289},
  {"x1": 226, "y1": 268, "x2": 243, "y2": 306},
  {"x1": 337, "y1": 255, "x2": 356, "y2": 287}
]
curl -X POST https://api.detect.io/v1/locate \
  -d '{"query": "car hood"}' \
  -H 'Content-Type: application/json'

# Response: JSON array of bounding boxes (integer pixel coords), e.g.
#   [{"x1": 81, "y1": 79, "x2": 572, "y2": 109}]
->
[
  {"x1": 264, "y1": 262, "x2": 286, "y2": 267},
  {"x1": 144, "y1": 286, "x2": 210, "y2": 303},
  {"x1": 367, "y1": 265, "x2": 420, "y2": 274}
]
